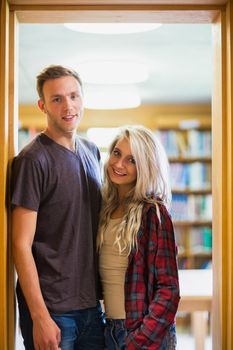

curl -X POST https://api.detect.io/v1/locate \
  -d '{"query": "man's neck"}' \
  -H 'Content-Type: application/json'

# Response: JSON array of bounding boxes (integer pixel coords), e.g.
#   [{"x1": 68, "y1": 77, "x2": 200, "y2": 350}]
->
[{"x1": 43, "y1": 128, "x2": 76, "y2": 152}]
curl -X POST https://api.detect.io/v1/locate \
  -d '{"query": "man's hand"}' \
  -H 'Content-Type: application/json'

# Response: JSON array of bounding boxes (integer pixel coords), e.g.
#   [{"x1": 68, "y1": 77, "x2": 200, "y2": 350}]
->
[{"x1": 33, "y1": 315, "x2": 61, "y2": 350}]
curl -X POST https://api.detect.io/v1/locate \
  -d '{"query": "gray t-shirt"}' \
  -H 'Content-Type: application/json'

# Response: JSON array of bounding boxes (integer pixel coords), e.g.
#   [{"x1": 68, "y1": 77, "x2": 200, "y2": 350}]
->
[{"x1": 11, "y1": 133, "x2": 102, "y2": 313}]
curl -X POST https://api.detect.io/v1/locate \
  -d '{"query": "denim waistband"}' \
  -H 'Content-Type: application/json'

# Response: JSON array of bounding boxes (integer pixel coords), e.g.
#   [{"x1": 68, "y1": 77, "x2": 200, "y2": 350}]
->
[{"x1": 105, "y1": 319, "x2": 125, "y2": 327}]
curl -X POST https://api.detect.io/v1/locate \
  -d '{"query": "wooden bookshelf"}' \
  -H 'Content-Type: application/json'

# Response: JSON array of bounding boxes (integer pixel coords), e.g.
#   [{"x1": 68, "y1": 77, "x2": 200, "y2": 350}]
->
[
  {"x1": 156, "y1": 126, "x2": 212, "y2": 270},
  {"x1": 174, "y1": 220, "x2": 212, "y2": 227},
  {"x1": 172, "y1": 189, "x2": 211, "y2": 195},
  {"x1": 169, "y1": 157, "x2": 211, "y2": 163}
]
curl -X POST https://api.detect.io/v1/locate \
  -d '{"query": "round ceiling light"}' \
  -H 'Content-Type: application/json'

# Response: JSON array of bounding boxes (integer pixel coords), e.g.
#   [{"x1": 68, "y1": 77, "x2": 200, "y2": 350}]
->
[{"x1": 64, "y1": 23, "x2": 162, "y2": 34}]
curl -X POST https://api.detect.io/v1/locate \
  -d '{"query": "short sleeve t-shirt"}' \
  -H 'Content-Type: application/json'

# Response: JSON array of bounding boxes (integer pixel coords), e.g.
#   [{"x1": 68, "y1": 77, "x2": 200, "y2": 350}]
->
[{"x1": 11, "y1": 133, "x2": 102, "y2": 313}]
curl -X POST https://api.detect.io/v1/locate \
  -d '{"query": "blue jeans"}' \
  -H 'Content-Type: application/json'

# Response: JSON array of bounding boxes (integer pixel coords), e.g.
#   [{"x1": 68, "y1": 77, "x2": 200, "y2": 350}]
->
[
  {"x1": 160, "y1": 324, "x2": 177, "y2": 349},
  {"x1": 16, "y1": 284, "x2": 105, "y2": 350},
  {"x1": 104, "y1": 319, "x2": 177, "y2": 350},
  {"x1": 104, "y1": 319, "x2": 126, "y2": 350},
  {"x1": 51, "y1": 306, "x2": 105, "y2": 350}
]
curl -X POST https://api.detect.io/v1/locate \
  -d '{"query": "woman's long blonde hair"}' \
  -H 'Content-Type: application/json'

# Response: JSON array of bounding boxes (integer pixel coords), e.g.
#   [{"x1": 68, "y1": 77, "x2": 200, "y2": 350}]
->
[{"x1": 97, "y1": 125, "x2": 171, "y2": 255}]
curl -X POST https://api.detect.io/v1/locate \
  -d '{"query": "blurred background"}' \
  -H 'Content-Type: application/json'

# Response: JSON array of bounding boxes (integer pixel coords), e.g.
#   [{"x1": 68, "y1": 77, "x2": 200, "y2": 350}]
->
[{"x1": 17, "y1": 22, "x2": 213, "y2": 350}]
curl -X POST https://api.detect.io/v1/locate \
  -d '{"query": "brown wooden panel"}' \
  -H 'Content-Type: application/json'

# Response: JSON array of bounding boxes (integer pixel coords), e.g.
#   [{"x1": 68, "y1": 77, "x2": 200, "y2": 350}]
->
[
  {"x1": 179, "y1": 296, "x2": 212, "y2": 312},
  {"x1": 8, "y1": 0, "x2": 228, "y2": 6},
  {"x1": 0, "y1": 1, "x2": 9, "y2": 350},
  {"x1": 1, "y1": 1, "x2": 233, "y2": 350},
  {"x1": 10, "y1": 4, "x2": 222, "y2": 23}
]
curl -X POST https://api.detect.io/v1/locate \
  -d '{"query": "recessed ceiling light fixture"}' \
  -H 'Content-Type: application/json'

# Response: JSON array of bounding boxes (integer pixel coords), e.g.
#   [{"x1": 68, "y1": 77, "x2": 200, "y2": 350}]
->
[
  {"x1": 64, "y1": 23, "x2": 162, "y2": 34},
  {"x1": 78, "y1": 61, "x2": 148, "y2": 84},
  {"x1": 84, "y1": 85, "x2": 141, "y2": 110}
]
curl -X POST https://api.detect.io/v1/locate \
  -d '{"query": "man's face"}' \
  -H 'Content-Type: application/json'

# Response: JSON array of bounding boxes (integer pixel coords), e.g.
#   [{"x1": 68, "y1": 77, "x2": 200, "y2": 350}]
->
[{"x1": 38, "y1": 76, "x2": 84, "y2": 136}]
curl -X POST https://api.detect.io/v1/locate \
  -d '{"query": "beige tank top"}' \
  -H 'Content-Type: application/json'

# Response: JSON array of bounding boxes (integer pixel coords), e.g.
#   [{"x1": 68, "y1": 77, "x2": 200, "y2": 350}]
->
[{"x1": 99, "y1": 218, "x2": 128, "y2": 319}]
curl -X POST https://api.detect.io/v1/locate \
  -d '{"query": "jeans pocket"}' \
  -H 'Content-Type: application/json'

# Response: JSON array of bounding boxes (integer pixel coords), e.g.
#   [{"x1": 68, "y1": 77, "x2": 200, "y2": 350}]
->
[
  {"x1": 161, "y1": 324, "x2": 177, "y2": 350},
  {"x1": 50, "y1": 313, "x2": 77, "y2": 349},
  {"x1": 104, "y1": 321, "x2": 126, "y2": 350}
]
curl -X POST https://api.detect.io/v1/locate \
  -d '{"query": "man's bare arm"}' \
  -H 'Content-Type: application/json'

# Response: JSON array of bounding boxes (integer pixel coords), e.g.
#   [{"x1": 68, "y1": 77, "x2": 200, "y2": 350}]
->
[{"x1": 12, "y1": 206, "x2": 61, "y2": 350}]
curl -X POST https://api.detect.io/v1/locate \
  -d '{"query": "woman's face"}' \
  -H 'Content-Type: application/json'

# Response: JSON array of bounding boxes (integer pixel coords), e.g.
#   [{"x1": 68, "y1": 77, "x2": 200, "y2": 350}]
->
[{"x1": 107, "y1": 137, "x2": 137, "y2": 194}]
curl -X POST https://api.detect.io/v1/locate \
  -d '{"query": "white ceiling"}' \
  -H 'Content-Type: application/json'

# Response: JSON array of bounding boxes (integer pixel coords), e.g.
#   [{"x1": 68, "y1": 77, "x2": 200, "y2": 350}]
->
[{"x1": 18, "y1": 23, "x2": 213, "y2": 107}]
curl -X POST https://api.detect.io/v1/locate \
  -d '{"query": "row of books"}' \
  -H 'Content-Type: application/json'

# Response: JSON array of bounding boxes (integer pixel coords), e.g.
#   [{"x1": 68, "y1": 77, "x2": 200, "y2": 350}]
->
[
  {"x1": 156, "y1": 129, "x2": 211, "y2": 158},
  {"x1": 175, "y1": 226, "x2": 212, "y2": 255},
  {"x1": 170, "y1": 162, "x2": 211, "y2": 190},
  {"x1": 190, "y1": 226, "x2": 212, "y2": 253},
  {"x1": 171, "y1": 193, "x2": 212, "y2": 221}
]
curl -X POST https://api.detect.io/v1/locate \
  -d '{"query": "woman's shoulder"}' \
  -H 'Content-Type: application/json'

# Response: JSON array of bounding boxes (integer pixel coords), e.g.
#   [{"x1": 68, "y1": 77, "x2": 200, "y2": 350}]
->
[
  {"x1": 142, "y1": 200, "x2": 171, "y2": 223},
  {"x1": 142, "y1": 200, "x2": 166, "y2": 213},
  {"x1": 141, "y1": 201, "x2": 174, "y2": 240}
]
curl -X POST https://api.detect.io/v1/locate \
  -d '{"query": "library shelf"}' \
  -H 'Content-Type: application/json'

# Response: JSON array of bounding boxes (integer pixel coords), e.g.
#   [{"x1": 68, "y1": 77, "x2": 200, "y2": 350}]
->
[
  {"x1": 156, "y1": 126, "x2": 212, "y2": 270},
  {"x1": 169, "y1": 157, "x2": 211, "y2": 163},
  {"x1": 174, "y1": 220, "x2": 212, "y2": 227}
]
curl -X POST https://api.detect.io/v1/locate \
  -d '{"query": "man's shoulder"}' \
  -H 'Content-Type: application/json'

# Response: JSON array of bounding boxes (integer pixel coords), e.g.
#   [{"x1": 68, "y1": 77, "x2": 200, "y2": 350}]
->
[
  {"x1": 77, "y1": 136, "x2": 100, "y2": 158},
  {"x1": 16, "y1": 134, "x2": 42, "y2": 159},
  {"x1": 15, "y1": 134, "x2": 50, "y2": 165},
  {"x1": 78, "y1": 136, "x2": 97, "y2": 151}
]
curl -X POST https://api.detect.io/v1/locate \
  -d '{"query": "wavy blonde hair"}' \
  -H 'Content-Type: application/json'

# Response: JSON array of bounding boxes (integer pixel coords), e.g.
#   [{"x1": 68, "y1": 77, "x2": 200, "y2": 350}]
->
[{"x1": 97, "y1": 125, "x2": 171, "y2": 255}]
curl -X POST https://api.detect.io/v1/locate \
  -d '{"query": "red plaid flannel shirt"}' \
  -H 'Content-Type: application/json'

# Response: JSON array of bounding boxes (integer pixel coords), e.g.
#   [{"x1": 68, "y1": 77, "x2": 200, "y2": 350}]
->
[{"x1": 125, "y1": 202, "x2": 180, "y2": 349}]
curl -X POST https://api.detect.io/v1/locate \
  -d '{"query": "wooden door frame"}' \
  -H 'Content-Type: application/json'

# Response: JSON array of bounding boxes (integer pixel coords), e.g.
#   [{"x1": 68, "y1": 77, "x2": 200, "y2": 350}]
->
[{"x1": 1, "y1": 1, "x2": 232, "y2": 349}]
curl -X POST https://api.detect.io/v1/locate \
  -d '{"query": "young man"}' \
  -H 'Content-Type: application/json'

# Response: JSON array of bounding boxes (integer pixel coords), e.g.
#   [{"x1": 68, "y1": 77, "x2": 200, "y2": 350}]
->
[{"x1": 11, "y1": 65, "x2": 104, "y2": 350}]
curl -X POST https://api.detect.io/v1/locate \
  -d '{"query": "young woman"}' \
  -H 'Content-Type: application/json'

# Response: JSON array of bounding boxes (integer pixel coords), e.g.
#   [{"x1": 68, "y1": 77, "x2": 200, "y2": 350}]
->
[{"x1": 97, "y1": 125, "x2": 180, "y2": 350}]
